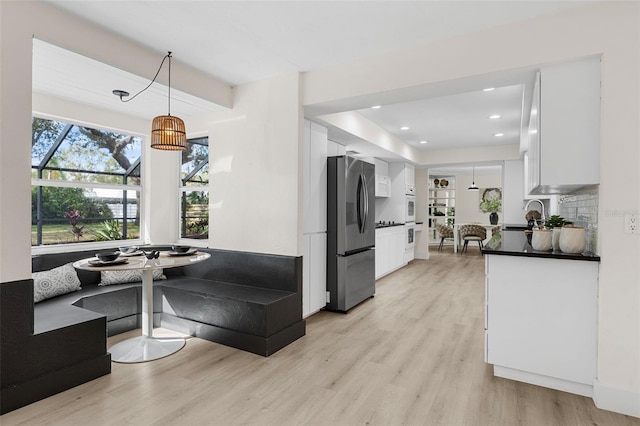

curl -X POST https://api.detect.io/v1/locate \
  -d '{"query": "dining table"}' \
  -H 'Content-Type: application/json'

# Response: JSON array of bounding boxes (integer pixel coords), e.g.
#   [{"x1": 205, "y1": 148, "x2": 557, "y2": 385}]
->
[{"x1": 73, "y1": 249, "x2": 210, "y2": 363}]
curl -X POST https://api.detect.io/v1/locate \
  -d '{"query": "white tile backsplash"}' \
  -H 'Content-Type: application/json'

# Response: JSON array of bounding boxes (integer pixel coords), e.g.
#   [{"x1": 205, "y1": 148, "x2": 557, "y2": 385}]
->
[{"x1": 558, "y1": 186, "x2": 599, "y2": 253}]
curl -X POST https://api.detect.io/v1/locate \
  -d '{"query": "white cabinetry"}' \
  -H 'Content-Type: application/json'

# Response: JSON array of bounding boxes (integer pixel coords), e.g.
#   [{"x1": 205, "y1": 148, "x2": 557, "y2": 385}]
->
[
  {"x1": 485, "y1": 255, "x2": 598, "y2": 396},
  {"x1": 375, "y1": 226, "x2": 405, "y2": 280},
  {"x1": 375, "y1": 174, "x2": 391, "y2": 198},
  {"x1": 527, "y1": 56, "x2": 601, "y2": 195},
  {"x1": 303, "y1": 119, "x2": 328, "y2": 317},
  {"x1": 327, "y1": 140, "x2": 346, "y2": 157},
  {"x1": 303, "y1": 120, "x2": 328, "y2": 234},
  {"x1": 303, "y1": 233, "x2": 327, "y2": 317},
  {"x1": 390, "y1": 163, "x2": 415, "y2": 195},
  {"x1": 404, "y1": 163, "x2": 415, "y2": 187}
]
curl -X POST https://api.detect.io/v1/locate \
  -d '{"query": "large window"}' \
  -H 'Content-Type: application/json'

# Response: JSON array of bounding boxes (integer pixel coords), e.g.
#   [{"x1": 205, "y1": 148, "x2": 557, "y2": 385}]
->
[
  {"x1": 31, "y1": 117, "x2": 143, "y2": 246},
  {"x1": 179, "y1": 137, "x2": 209, "y2": 239}
]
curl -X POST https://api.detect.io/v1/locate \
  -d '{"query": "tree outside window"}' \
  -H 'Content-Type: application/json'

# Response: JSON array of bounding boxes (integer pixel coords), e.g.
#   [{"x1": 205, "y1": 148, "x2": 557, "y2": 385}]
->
[{"x1": 31, "y1": 117, "x2": 143, "y2": 246}]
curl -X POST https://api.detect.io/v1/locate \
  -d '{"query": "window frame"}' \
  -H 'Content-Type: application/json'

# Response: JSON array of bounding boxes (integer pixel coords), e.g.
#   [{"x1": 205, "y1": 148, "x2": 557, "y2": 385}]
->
[
  {"x1": 177, "y1": 135, "x2": 209, "y2": 245},
  {"x1": 31, "y1": 114, "x2": 146, "y2": 255}
]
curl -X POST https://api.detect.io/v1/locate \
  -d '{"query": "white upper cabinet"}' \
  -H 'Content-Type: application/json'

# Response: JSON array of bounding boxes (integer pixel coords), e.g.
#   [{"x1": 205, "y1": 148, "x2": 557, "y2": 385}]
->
[
  {"x1": 374, "y1": 159, "x2": 391, "y2": 198},
  {"x1": 389, "y1": 162, "x2": 415, "y2": 195},
  {"x1": 404, "y1": 163, "x2": 415, "y2": 187},
  {"x1": 303, "y1": 120, "x2": 328, "y2": 234},
  {"x1": 528, "y1": 56, "x2": 601, "y2": 195}
]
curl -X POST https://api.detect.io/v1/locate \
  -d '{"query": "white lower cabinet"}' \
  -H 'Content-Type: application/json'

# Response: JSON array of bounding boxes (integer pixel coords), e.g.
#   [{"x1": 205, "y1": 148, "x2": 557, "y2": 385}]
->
[
  {"x1": 485, "y1": 255, "x2": 598, "y2": 397},
  {"x1": 303, "y1": 233, "x2": 326, "y2": 317},
  {"x1": 375, "y1": 227, "x2": 406, "y2": 280}
]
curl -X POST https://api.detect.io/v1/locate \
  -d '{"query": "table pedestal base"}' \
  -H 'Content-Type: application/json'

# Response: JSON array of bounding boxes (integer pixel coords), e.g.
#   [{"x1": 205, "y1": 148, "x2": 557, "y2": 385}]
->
[{"x1": 109, "y1": 336, "x2": 186, "y2": 363}]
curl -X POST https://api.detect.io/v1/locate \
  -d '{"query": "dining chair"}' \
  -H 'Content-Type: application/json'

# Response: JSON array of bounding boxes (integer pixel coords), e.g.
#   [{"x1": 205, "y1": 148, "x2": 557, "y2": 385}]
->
[
  {"x1": 435, "y1": 223, "x2": 454, "y2": 251},
  {"x1": 459, "y1": 224, "x2": 487, "y2": 254}
]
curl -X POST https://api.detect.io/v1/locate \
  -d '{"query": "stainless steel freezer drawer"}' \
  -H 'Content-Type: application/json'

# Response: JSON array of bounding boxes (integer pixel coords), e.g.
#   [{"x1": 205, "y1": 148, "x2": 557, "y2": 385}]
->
[{"x1": 327, "y1": 249, "x2": 375, "y2": 312}]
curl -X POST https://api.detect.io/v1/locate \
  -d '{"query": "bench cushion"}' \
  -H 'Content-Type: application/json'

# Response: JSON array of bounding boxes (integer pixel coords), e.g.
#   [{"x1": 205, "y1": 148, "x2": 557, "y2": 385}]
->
[{"x1": 161, "y1": 278, "x2": 300, "y2": 337}]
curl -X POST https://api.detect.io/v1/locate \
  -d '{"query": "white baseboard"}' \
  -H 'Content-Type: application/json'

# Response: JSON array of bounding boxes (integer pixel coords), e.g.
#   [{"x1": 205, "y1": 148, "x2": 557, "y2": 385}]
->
[
  {"x1": 493, "y1": 365, "x2": 593, "y2": 397},
  {"x1": 593, "y1": 379, "x2": 640, "y2": 418}
]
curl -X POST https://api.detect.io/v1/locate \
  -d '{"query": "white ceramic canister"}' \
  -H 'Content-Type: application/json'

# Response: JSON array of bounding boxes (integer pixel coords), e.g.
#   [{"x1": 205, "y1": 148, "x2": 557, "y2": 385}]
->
[
  {"x1": 531, "y1": 229, "x2": 552, "y2": 251},
  {"x1": 559, "y1": 226, "x2": 586, "y2": 253},
  {"x1": 552, "y1": 228, "x2": 562, "y2": 251}
]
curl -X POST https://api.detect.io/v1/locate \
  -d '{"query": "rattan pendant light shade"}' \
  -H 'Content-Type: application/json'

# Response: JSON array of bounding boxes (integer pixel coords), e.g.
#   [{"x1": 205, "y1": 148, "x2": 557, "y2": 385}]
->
[
  {"x1": 151, "y1": 115, "x2": 187, "y2": 150},
  {"x1": 113, "y1": 51, "x2": 188, "y2": 151}
]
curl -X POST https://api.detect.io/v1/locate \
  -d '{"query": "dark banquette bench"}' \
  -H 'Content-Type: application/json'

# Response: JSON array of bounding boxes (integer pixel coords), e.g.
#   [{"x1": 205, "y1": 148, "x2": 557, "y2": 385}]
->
[{"x1": 1, "y1": 247, "x2": 305, "y2": 414}]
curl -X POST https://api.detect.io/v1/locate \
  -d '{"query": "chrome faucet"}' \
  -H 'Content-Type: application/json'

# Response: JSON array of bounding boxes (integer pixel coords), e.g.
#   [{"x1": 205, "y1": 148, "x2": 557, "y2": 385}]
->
[{"x1": 524, "y1": 199, "x2": 546, "y2": 224}]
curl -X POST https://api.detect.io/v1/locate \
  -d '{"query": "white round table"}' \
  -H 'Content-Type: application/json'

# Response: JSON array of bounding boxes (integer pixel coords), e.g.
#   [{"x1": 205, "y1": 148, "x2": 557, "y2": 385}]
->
[{"x1": 73, "y1": 250, "x2": 210, "y2": 363}]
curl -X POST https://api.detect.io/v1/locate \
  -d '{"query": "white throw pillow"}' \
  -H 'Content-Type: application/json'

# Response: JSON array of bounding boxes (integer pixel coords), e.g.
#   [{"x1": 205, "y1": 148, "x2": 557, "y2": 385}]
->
[
  {"x1": 33, "y1": 263, "x2": 82, "y2": 303},
  {"x1": 100, "y1": 269, "x2": 166, "y2": 286}
]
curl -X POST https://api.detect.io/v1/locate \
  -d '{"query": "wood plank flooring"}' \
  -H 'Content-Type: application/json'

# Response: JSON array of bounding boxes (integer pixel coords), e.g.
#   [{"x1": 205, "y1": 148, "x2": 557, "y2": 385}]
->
[{"x1": 3, "y1": 247, "x2": 639, "y2": 425}]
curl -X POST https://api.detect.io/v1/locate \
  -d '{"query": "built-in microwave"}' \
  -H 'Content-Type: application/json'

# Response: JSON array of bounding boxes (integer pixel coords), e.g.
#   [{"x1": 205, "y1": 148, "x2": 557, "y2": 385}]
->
[{"x1": 406, "y1": 195, "x2": 416, "y2": 223}]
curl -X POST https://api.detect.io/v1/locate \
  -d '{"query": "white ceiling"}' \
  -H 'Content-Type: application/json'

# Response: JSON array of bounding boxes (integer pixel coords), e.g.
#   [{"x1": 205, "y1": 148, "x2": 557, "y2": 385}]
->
[
  {"x1": 38, "y1": 0, "x2": 594, "y2": 161},
  {"x1": 32, "y1": 39, "x2": 225, "y2": 121},
  {"x1": 356, "y1": 84, "x2": 524, "y2": 151},
  {"x1": 44, "y1": 0, "x2": 592, "y2": 86}
]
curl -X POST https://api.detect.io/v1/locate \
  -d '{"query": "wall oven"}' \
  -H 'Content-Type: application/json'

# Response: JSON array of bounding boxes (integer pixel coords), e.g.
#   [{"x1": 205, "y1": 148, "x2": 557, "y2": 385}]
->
[
  {"x1": 406, "y1": 195, "x2": 416, "y2": 223},
  {"x1": 405, "y1": 223, "x2": 415, "y2": 251}
]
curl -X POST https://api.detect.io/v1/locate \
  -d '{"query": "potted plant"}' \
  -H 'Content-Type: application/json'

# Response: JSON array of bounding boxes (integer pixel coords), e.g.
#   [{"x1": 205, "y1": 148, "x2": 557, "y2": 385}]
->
[
  {"x1": 545, "y1": 215, "x2": 573, "y2": 251},
  {"x1": 480, "y1": 198, "x2": 502, "y2": 225}
]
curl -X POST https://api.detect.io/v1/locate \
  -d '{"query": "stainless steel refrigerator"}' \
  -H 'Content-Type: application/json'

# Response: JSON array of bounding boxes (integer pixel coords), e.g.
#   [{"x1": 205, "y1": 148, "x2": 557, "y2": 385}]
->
[{"x1": 326, "y1": 156, "x2": 375, "y2": 312}]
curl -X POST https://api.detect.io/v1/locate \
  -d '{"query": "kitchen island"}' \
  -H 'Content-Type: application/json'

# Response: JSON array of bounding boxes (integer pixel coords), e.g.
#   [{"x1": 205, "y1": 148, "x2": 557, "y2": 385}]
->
[{"x1": 482, "y1": 229, "x2": 599, "y2": 397}]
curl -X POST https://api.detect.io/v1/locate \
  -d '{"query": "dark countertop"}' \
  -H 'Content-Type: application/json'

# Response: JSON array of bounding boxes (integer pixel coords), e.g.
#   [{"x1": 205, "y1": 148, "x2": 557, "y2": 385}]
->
[
  {"x1": 482, "y1": 229, "x2": 600, "y2": 262},
  {"x1": 375, "y1": 223, "x2": 405, "y2": 229}
]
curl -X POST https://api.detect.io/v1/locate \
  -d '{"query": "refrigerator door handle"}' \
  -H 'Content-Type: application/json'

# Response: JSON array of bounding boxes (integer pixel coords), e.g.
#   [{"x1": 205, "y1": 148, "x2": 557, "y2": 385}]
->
[
  {"x1": 357, "y1": 174, "x2": 366, "y2": 234},
  {"x1": 362, "y1": 173, "x2": 369, "y2": 231}
]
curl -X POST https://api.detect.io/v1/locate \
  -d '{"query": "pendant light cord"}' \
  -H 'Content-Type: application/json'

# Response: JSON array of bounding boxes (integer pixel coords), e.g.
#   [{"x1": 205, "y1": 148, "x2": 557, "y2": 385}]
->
[
  {"x1": 168, "y1": 52, "x2": 172, "y2": 115},
  {"x1": 117, "y1": 51, "x2": 172, "y2": 104}
]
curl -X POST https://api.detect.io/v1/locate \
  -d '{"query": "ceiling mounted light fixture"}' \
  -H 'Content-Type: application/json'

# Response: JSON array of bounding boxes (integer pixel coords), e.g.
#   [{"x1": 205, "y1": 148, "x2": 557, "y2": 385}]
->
[
  {"x1": 113, "y1": 51, "x2": 187, "y2": 151},
  {"x1": 468, "y1": 167, "x2": 479, "y2": 191}
]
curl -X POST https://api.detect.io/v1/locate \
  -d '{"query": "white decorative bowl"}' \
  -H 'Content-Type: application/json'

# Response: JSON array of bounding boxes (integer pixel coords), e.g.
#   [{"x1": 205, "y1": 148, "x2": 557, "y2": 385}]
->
[
  {"x1": 559, "y1": 226, "x2": 586, "y2": 254},
  {"x1": 531, "y1": 229, "x2": 552, "y2": 251}
]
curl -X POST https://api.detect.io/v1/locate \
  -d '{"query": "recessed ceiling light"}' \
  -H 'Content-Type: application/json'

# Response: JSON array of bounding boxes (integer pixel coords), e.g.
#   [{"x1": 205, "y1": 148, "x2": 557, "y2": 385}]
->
[
  {"x1": 371, "y1": 105, "x2": 381, "y2": 109},
  {"x1": 400, "y1": 126, "x2": 410, "y2": 130},
  {"x1": 420, "y1": 140, "x2": 428, "y2": 144},
  {"x1": 483, "y1": 87, "x2": 496, "y2": 92},
  {"x1": 494, "y1": 133, "x2": 504, "y2": 137},
  {"x1": 489, "y1": 114, "x2": 501, "y2": 119}
]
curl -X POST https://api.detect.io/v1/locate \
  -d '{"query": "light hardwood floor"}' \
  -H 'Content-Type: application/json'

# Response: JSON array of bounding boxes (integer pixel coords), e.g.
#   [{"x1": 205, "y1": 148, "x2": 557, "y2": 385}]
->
[{"x1": 3, "y1": 247, "x2": 639, "y2": 425}]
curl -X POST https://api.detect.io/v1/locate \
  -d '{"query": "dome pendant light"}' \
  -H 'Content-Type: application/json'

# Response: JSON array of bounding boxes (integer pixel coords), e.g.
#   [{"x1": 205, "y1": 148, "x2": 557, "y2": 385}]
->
[
  {"x1": 468, "y1": 167, "x2": 479, "y2": 191},
  {"x1": 113, "y1": 51, "x2": 187, "y2": 151}
]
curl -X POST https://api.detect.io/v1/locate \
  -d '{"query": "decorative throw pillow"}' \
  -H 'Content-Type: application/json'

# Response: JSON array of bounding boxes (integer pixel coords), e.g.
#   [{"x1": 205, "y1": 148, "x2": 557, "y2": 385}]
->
[
  {"x1": 33, "y1": 263, "x2": 82, "y2": 303},
  {"x1": 100, "y1": 269, "x2": 166, "y2": 286}
]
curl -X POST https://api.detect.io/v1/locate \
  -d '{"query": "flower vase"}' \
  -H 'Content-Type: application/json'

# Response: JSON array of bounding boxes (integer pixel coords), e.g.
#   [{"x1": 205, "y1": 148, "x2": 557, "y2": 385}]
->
[
  {"x1": 531, "y1": 229, "x2": 552, "y2": 251},
  {"x1": 559, "y1": 226, "x2": 586, "y2": 253},
  {"x1": 489, "y1": 212, "x2": 498, "y2": 225}
]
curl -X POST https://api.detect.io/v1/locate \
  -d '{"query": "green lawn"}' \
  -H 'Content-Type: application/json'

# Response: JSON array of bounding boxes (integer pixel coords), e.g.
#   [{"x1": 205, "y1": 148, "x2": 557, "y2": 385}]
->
[{"x1": 32, "y1": 223, "x2": 140, "y2": 246}]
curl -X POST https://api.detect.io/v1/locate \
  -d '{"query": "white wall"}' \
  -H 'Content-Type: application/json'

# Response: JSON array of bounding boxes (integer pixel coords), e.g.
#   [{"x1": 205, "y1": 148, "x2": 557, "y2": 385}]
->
[
  {"x1": 303, "y1": 2, "x2": 640, "y2": 415},
  {"x1": 455, "y1": 174, "x2": 503, "y2": 224},
  {"x1": 207, "y1": 73, "x2": 303, "y2": 256}
]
